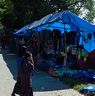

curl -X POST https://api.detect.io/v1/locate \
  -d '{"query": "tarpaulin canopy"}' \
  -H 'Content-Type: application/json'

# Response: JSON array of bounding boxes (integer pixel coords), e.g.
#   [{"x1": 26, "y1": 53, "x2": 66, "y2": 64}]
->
[
  {"x1": 15, "y1": 11, "x2": 95, "y2": 36},
  {"x1": 29, "y1": 11, "x2": 95, "y2": 52},
  {"x1": 29, "y1": 11, "x2": 95, "y2": 33},
  {"x1": 14, "y1": 25, "x2": 30, "y2": 36},
  {"x1": 15, "y1": 11, "x2": 95, "y2": 52},
  {"x1": 33, "y1": 21, "x2": 70, "y2": 33}
]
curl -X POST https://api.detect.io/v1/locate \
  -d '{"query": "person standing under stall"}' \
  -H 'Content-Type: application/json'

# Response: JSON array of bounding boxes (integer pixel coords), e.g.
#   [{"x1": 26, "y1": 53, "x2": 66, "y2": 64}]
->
[
  {"x1": 11, "y1": 46, "x2": 28, "y2": 96},
  {"x1": 20, "y1": 51, "x2": 34, "y2": 96}
]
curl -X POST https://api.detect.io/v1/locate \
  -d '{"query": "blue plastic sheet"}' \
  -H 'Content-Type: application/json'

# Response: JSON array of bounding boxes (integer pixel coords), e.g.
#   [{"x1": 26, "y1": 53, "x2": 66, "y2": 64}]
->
[
  {"x1": 14, "y1": 11, "x2": 95, "y2": 52},
  {"x1": 80, "y1": 85, "x2": 95, "y2": 95}
]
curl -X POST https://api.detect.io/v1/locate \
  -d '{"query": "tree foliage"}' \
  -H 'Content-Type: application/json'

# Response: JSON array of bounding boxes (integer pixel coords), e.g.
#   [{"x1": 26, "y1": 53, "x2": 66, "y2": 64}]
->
[
  {"x1": 0, "y1": 0, "x2": 95, "y2": 29},
  {"x1": 0, "y1": 0, "x2": 14, "y2": 29}
]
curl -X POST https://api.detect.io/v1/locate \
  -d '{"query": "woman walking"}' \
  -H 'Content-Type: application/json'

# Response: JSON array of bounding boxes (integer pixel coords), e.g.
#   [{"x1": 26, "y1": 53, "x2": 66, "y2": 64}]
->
[
  {"x1": 11, "y1": 46, "x2": 28, "y2": 96},
  {"x1": 20, "y1": 51, "x2": 34, "y2": 96}
]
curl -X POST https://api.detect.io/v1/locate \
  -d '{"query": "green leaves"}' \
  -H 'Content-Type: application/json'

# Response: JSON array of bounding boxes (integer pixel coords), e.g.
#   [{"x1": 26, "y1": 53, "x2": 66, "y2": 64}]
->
[{"x1": 0, "y1": 0, "x2": 95, "y2": 29}]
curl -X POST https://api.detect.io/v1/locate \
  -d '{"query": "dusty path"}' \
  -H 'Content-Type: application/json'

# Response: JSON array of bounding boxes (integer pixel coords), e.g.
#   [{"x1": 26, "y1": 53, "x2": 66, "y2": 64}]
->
[
  {"x1": 33, "y1": 70, "x2": 83, "y2": 96},
  {"x1": 0, "y1": 49, "x2": 17, "y2": 96},
  {"x1": 0, "y1": 49, "x2": 83, "y2": 96}
]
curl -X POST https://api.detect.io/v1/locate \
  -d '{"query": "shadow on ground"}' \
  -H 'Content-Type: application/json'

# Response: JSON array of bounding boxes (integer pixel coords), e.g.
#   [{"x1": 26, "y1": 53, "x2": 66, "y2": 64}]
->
[
  {"x1": 1, "y1": 49, "x2": 17, "y2": 80},
  {"x1": 1, "y1": 49, "x2": 69, "y2": 92},
  {"x1": 32, "y1": 69, "x2": 69, "y2": 92}
]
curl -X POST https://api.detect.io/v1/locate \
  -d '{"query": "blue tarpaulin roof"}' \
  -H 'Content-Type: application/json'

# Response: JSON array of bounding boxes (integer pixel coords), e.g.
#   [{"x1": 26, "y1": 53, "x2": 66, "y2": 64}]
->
[
  {"x1": 14, "y1": 25, "x2": 30, "y2": 36},
  {"x1": 15, "y1": 11, "x2": 95, "y2": 52},
  {"x1": 33, "y1": 21, "x2": 70, "y2": 33},
  {"x1": 29, "y1": 11, "x2": 95, "y2": 33}
]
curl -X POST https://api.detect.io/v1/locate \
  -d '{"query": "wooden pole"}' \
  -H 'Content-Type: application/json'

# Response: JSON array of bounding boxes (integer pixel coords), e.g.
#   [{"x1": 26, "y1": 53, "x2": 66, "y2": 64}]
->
[{"x1": 64, "y1": 23, "x2": 67, "y2": 67}]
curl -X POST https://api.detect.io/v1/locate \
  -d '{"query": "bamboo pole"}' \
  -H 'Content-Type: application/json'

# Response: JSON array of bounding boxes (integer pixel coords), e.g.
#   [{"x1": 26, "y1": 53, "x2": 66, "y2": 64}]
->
[{"x1": 63, "y1": 23, "x2": 67, "y2": 67}]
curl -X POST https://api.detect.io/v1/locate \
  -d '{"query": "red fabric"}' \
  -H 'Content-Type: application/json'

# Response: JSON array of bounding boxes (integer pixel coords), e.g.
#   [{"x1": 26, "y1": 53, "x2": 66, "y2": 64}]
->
[
  {"x1": 78, "y1": 59, "x2": 86, "y2": 69},
  {"x1": 85, "y1": 50, "x2": 95, "y2": 68}
]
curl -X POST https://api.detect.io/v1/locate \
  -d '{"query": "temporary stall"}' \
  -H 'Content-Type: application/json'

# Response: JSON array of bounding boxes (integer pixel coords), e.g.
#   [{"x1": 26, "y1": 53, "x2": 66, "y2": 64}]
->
[
  {"x1": 29, "y1": 11, "x2": 95, "y2": 52},
  {"x1": 14, "y1": 11, "x2": 95, "y2": 52}
]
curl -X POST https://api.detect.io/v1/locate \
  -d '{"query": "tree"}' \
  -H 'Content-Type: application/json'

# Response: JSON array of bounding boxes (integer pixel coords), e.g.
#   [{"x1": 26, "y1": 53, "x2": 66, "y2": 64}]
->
[
  {"x1": 83, "y1": 0, "x2": 95, "y2": 23},
  {"x1": 1, "y1": 0, "x2": 95, "y2": 29},
  {"x1": 0, "y1": 0, "x2": 15, "y2": 29}
]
